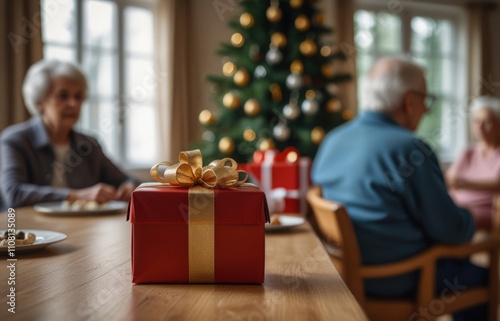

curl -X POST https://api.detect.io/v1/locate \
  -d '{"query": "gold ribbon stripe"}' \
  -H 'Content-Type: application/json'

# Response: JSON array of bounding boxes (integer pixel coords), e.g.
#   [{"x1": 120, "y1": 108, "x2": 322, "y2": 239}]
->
[{"x1": 188, "y1": 186, "x2": 215, "y2": 283}]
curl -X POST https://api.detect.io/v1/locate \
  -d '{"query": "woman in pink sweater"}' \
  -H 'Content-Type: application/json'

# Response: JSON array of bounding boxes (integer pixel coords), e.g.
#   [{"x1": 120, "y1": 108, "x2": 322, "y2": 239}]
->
[{"x1": 447, "y1": 96, "x2": 500, "y2": 231}]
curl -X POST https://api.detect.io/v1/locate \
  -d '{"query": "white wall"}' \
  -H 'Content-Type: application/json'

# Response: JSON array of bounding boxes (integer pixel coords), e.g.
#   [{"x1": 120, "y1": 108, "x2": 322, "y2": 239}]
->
[{"x1": 187, "y1": 0, "x2": 240, "y2": 142}]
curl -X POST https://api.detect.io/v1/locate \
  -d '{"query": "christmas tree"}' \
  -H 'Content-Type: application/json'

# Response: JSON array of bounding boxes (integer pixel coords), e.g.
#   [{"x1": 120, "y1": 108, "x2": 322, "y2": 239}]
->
[{"x1": 194, "y1": 0, "x2": 351, "y2": 164}]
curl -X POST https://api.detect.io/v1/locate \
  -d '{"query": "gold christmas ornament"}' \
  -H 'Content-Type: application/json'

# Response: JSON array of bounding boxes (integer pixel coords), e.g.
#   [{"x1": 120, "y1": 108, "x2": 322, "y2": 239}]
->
[
  {"x1": 286, "y1": 151, "x2": 299, "y2": 163},
  {"x1": 219, "y1": 137, "x2": 235, "y2": 155},
  {"x1": 258, "y1": 138, "x2": 276, "y2": 151},
  {"x1": 314, "y1": 12, "x2": 326, "y2": 25},
  {"x1": 234, "y1": 69, "x2": 250, "y2": 87},
  {"x1": 222, "y1": 92, "x2": 241, "y2": 109},
  {"x1": 290, "y1": 60, "x2": 304, "y2": 74},
  {"x1": 320, "y1": 46, "x2": 331, "y2": 57},
  {"x1": 295, "y1": 15, "x2": 310, "y2": 32},
  {"x1": 342, "y1": 109, "x2": 355, "y2": 120},
  {"x1": 222, "y1": 61, "x2": 236, "y2": 76},
  {"x1": 327, "y1": 98, "x2": 342, "y2": 112},
  {"x1": 271, "y1": 32, "x2": 287, "y2": 48},
  {"x1": 243, "y1": 129, "x2": 256, "y2": 142},
  {"x1": 269, "y1": 83, "x2": 282, "y2": 102},
  {"x1": 305, "y1": 90, "x2": 316, "y2": 100},
  {"x1": 266, "y1": 6, "x2": 282, "y2": 22},
  {"x1": 289, "y1": 0, "x2": 303, "y2": 9},
  {"x1": 240, "y1": 12, "x2": 254, "y2": 28},
  {"x1": 231, "y1": 33, "x2": 245, "y2": 47},
  {"x1": 244, "y1": 98, "x2": 261, "y2": 116},
  {"x1": 300, "y1": 39, "x2": 317, "y2": 56},
  {"x1": 311, "y1": 127, "x2": 325, "y2": 145},
  {"x1": 321, "y1": 64, "x2": 335, "y2": 77},
  {"x1": 199, "y1": 110, "x2": 216, "y2": 125}
]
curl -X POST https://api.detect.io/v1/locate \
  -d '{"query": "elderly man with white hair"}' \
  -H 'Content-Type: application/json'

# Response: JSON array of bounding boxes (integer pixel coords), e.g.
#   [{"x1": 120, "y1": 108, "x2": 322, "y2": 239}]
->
[
  {"x1": 0, "y1": 60, "x2": 137, "y2": 209},
  {"x1": 447, "y1": 96, "x2": 500, "y2": 231},
  {"x1": 312, "y1": 57, "x2": 486, "y2": 320}
]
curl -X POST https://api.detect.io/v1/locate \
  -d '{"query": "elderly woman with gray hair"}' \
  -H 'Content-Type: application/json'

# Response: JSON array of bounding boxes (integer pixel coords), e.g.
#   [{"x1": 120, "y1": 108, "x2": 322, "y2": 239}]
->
[
  {"x1": 0, "y1": 60, "x2": 137, "y2": 209},
  {"x1": 447, "y1": 96, "x2": 500, "y2": 231}
]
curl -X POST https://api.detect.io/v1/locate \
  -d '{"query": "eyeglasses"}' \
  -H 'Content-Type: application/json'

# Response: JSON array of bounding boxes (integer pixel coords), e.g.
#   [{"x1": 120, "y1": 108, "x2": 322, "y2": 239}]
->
[{"x1": 411, "y1": 91, "x2": 436, "y2": 111}]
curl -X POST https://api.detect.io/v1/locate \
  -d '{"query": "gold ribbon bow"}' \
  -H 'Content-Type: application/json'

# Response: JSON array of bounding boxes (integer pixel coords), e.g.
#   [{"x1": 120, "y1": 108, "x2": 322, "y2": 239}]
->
[{"x1": 150, "y1": 149, "x2": 248, "y2": 188}]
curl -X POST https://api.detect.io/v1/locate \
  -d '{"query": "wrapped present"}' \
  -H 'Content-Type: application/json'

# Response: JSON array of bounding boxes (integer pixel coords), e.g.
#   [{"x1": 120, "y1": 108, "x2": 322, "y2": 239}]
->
[
  {"x1": 128, "y1": 150, "x2": 269, "y2": 284},
  {"x1": 239, "y1": 147, "x2": 311, "y2": 215}
]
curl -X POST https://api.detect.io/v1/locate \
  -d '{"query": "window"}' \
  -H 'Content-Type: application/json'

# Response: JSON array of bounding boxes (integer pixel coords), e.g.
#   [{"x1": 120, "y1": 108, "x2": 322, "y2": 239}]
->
[
  {"x1": 354, "y1": 1, "x2": 468, "y2": 161},
  {"x1": 41, "y1": 0, "x2": 158, "y2": 167}
]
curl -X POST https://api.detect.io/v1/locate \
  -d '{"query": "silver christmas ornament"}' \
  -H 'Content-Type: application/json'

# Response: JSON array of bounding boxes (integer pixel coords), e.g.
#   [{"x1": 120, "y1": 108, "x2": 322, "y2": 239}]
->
[
  {"x1": 301, "y1": 99, "x2": 319, "y2": 115},
  {"x1": 283, "y1": 102, "x2": 300, "y2": 120},
  {"x1": 202, "y1": 130, "x2": 215, "y2": 142},
  {"x1": 254, "y1": 65, "x2": 267, "y2": 78},
  {"x1": 265, "y1": 47, "x2": 282, "y2": 65},
  {"x1": 327, "y1": 84, "x2": 339, "y2": 95},
  {"x1": 273, "y1": 123, "x2": 291, "y2": 141},
  {"x1": 286, "y1": 73, "x2": 303, "y2": 90}
]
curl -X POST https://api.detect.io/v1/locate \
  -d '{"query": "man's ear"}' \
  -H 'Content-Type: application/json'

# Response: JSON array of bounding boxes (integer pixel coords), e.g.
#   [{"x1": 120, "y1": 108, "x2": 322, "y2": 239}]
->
[{"x1": 402, "y1": 91, "x2": 413, "y2": 114}]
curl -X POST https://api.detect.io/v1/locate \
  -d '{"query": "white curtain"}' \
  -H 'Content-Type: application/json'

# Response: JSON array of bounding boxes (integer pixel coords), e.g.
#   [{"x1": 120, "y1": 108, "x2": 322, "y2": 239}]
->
[{"x1": 154, "y1": 0, "x2": 190, "y2": 161}]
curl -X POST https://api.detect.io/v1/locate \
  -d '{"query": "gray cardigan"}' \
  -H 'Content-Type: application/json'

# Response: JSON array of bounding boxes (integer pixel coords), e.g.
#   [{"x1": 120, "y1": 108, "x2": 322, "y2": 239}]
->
[{"x1": 0, "y1": 117, "x2": 136, "y2": 209}]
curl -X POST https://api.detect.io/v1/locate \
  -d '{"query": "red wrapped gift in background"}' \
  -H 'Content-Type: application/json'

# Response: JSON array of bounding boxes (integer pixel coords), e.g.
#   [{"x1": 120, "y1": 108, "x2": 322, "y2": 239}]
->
[
  {"x1": 128, "y1": 150, "x2": 269, "y2": 284},
  {"x1": 239, "y1": 147, "x2": 311, "y2": 215}
]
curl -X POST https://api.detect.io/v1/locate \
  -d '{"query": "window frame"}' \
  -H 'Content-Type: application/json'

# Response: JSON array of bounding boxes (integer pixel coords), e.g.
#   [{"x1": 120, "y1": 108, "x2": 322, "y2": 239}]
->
[
  {"x1": 42, "y1": 0, "x2": 157, "y2": 168},
  {"x1": 355, "y1": 0, "x2": 469, "y2": 162}
]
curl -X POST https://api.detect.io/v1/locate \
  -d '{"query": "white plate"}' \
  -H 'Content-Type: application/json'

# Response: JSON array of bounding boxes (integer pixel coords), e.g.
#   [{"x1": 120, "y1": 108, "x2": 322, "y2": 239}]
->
[
  {"x1": 265, "y1": 215, "x2": 305, "y2": 232},
  {"x1": 34, "y1": 201, "x2": 128, "y2": 216},
  {"x1": 0, "y1": 229, "x2": 67, "y2": 254}
]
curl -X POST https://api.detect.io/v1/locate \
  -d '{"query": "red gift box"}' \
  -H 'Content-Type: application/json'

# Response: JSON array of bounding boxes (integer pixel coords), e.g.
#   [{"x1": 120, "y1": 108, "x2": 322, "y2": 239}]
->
[
  {"x1": 239, "y1": 147, "x2": 311, "y2": 215},
  {"x1": 128, "y1": 184, "x2": 269, "y2": 284}
]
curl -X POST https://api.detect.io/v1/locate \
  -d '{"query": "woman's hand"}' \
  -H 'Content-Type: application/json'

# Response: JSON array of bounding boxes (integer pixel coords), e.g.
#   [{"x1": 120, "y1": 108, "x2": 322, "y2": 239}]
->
[
  {"x1": 68, "y1": 183, "x2": 118, "y2": 203},
  {"x1": 445, "y1": 170, "x2": 466, "y2": 189},
  {"x1": 447, "y1": 177, "x2": 500, "y2": 191},
  {"x1": 447, "y1": 176, "x2": 467, "y2": 189},
  {"x1": 116, "y1": 182, "x2": 136, "y2": 201}
]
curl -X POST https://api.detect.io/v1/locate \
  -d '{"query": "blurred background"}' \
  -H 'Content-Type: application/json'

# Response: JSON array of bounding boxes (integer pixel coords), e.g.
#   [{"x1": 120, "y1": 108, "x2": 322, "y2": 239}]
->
[{"x1": 1, "y1": 0, "x2": 499, "y2": 179}]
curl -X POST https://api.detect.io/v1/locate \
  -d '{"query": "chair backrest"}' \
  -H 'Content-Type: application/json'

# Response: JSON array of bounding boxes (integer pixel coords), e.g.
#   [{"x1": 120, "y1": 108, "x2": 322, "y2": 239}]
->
[
  {"x1": 493, "y1": 194, "x2": 500, "y2": 238},
  {"x1": 306, "y1": 186, "x2": 366, "y2": 303}
]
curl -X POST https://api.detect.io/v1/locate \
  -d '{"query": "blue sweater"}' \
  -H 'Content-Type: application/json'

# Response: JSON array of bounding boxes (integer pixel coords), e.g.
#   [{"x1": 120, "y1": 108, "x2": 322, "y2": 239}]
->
[{"x1": 312, "y1": 111, "x2": 475, "y2": 297}]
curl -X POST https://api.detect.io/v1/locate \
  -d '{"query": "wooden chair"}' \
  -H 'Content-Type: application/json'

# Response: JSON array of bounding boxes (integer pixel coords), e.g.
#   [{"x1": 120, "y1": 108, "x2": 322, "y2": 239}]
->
[
  {"x1": 493, "y1": 194, "x2": 500, "y2": 239},
  {"x1": 306, "y1": 186, "x2": 499, "y2": 321}
]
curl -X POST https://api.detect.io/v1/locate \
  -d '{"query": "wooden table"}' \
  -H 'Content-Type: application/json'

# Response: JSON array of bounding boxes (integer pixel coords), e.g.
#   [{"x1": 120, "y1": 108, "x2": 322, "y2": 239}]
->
[{"x1": 0, "y1": 207, "x2": 368, "y2": 321}]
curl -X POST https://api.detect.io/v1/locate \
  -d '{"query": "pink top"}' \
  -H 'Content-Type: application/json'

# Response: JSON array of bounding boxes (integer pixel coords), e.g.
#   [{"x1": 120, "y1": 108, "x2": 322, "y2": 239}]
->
[{"x1": 448, "y1": 145, "x2": 500, "y2": 230}]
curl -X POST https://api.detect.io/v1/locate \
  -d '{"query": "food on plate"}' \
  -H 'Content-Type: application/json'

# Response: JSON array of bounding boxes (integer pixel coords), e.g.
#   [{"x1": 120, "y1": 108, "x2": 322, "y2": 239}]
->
[
  {"x1": 1, "y1": 230, "x2": 26, "y2": 241},
  {"x1": 0, "y1": 231, "x2": 37, "y2": 246},
  {"x1": 62, "y1": 200, "x2": 109, "y2": 210},
  {"x1": 270, "y1": 214, "x2": 282, "y2": 225}
]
